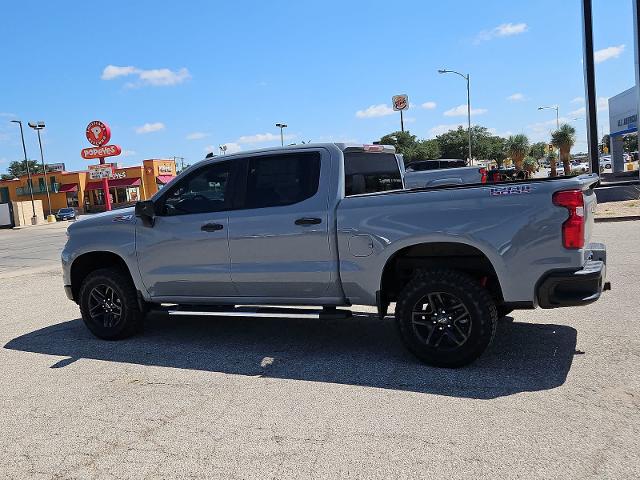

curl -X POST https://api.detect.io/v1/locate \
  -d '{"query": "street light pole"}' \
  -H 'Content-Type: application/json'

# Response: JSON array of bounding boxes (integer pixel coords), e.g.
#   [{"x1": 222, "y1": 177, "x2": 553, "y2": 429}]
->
[
  {"x1": 10, "y1": 120, "x2": 37, "y2": 224},
  {"x1": 275, "y1": 123, "x2": 287, "y2": 147},
  {"x1": 439, "y1": 69, "x2": 472, "y2": 164},
  {"x1": 28, "y1": 122, "x2": 52, "y2": 218},
  {"x1": 538, "y1": 105, "x2": 560, "y2": 130}
]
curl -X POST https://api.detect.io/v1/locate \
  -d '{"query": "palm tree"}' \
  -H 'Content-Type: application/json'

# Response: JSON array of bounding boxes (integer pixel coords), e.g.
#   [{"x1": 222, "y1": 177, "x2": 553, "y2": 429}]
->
[
  {"x1": 551, "y1": 124, "x2": 576, "y2": 176},
  {"x1": 505, "y1": 134, "x2": 530, "y2": 171}
]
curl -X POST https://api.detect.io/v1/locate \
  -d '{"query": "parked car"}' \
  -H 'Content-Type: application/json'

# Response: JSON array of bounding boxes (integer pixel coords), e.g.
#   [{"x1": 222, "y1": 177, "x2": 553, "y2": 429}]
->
[
  {"x1": 599, "y1": 156, "x2": 612, "y2": 169},
  {"x1": 404, "y1": 159, "x2": 487, "y2": 187},
  {"x1": 62, "y1": 143, "x2": 608, "y2": 368},
  {"x1": 55, "y1": 207, "x2": 77, "y2": 221},
  {"x1": 572, "y1": 161, "x2": 590, "y2": 173}
]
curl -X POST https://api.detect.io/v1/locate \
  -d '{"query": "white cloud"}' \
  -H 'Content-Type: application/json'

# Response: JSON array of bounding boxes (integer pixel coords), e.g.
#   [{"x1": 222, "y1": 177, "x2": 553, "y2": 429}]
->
[
  {"x1": 0, "y1": 157, "x2": 7, "y2": 164},
  {"x1": 101, "y1": 65, "x2": 191, "y2": 87},
  {"x1": 237, "y1": 132, "x2": 295, "y2": 144},
  {"x1": 101, "y1": 65, "x2": 137, "y2": 80},
  {"x1": 186, "y1": 132, "x2": 209, "y2": 140},
  {"x1": 122, "y1": 150, "x2": 136, "y2": 157},
  {"x1": 594, "y1": 45, "x2": 625, "y2": 64},
  {"x1": 443, "y1": 104, "x2": 488, "y2": 117},
  {"x1": 428, "y1": 124, "x2": 465, "y2": 137},
  {"x1": 476, "y1": 22, "x2": 528, "y2": 43},
  {"x1": 568, "y1": 107, "x2": 586, "y2": 117},
  {"x1": 135, "y1": 122, "x2": 165, "y2": 134},
  {"x1": 507, "y1": 93, "x2": 525, "y2": 102},
  {"x1": 598, "y1": 97, "x2": 609, "y2": 110},
  {"x1": 0, "y1": 112, "x2": 16, "y2": 117},
  {"x1": 204, "y1": 143, "x2": 243, "y2": 155},
  {"x1": 571, "y1": 97, "x2": 585, "y2": 104},
  {"x1": 421, "y1": 101, "x2": 437, "y2": 110},
  {"x1": 355, "y1": 104, "x2": 395, "y2": 118}
]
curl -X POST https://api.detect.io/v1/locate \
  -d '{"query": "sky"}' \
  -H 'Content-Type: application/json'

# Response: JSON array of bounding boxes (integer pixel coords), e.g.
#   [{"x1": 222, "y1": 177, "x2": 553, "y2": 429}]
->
[{"x1": 0, "y1": 0, "x2": 637, "y2": 172}]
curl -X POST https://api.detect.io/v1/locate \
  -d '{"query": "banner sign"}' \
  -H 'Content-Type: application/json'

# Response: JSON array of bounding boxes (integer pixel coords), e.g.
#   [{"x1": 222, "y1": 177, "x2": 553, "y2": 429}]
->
[
  {"x1": 47, "y1": 163, "x2": 66, "y2": 172},
  {"x1": 88, "y1": 163, "x2": 115, "y2": 180},
  {"x1": 81, "y1": 144, "x2": 122, "y2": 160}
]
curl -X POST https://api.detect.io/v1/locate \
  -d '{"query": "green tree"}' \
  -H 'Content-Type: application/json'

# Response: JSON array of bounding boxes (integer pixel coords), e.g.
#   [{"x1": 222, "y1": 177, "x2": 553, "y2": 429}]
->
[
  {"x1": 405, "y1": 139, "x2": 440, "y2": 162},
  {"x1": 485, "y1": 136, "x2": 507, "y2": 167},
  {"x1": 523, "y1": 156, "x2": 538, "y2": 174},
  {"x1": 504, "y1": 134, "x2": 530, "y2": 170},
  {"x1": 529, "y1": 142, "x2": 547, "y2": 160},
  {"x1": 551, "y1": 124, "x2": 576, "y2": 175},
  {"x1": 623, "y1": 133, "x2": 637, "y2": 153},
  {"x1": 379, "y1": 131, "x2": 440, "y2": 164},
  {"x1": 2, "y1": 160, "x2": 43, "y2": 180}
]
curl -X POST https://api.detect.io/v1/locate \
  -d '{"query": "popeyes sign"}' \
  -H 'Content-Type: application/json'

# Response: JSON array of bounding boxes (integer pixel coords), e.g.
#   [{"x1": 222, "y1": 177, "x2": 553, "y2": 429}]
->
[{"x1": 81, "y1": 120, "x2": 121, "y2": 159}]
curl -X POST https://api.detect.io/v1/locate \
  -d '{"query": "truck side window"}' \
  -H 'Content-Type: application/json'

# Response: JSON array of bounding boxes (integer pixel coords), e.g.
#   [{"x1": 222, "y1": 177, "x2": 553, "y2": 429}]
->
[
  {"x1": 344, "y1": 152, "x2": 403, "y2": 196},
  {"x1": 243, "y1": 152, "x2": 320, "y2": 209},
  {"x1": 161, "y1": 161, "x2": 232, "y2": 216}
]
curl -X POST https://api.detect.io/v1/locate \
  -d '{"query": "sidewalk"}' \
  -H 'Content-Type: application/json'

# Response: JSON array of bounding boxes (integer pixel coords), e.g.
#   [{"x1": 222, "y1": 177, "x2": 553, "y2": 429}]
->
[{"x1": 595, "y1": 199, "x2": 640, "y2": 222}]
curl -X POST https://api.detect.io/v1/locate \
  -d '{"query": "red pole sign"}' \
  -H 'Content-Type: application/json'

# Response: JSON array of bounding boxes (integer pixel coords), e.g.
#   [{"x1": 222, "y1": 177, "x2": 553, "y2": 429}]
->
[
  {"x1": 99, "y1": 156, "x2": 112, "y2": 211},
  {"x1": 83, "y1": 120, "x2": 119, "y2": 212}
]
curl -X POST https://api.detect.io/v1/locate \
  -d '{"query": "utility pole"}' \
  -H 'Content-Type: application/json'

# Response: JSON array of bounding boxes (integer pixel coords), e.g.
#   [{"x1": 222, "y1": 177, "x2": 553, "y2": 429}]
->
[
  {"x1": 28, "y1": 121, "x2": 52, "y2": 219},
  {"x1": 634, "y1": 0, "x2": 640, "y2": 180},
  {"x1": 11, "y1": 120, "x2": 37, "y2": 224},
  {"x1": 581, "y1": 0, "x2": 600, "y2": 177}
]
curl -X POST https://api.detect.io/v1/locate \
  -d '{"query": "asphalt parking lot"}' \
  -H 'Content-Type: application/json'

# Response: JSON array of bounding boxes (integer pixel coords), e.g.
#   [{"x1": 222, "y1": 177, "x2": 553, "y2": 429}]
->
[{"x1": 0, "y1": 220, "x2": 639, "y2": 479}]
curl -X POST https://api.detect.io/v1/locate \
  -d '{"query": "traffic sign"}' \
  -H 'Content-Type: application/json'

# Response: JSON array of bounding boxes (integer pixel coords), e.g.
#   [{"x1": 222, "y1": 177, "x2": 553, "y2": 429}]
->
[
  {"x1": 81, "y1": 144, "x2": 122, "y2": 160},
  {"x1": 85, "y1": 120, "x2": 111, "y2": 146}
]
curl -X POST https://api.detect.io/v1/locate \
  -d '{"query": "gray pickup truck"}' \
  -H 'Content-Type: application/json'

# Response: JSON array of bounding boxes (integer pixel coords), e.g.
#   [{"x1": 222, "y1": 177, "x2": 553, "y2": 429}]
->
[{"x1": 62, "y1": 143, "x2": 608, "y2": 367}]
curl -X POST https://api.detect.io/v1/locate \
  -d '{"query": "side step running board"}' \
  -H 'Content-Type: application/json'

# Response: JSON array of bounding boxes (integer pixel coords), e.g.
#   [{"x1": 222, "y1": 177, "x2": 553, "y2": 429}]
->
[{"x1": 163, "y1": 306, "x2": 352, "y2": 321}]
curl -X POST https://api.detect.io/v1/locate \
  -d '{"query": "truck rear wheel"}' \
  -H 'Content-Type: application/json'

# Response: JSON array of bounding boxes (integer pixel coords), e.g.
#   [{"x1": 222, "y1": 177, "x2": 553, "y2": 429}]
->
[
  {"x1": 78, "y1": 267, "x2": 144, "y2": 340},
  {"x1": 395, "y1": 268, "x2": 497, "y2": 368}
]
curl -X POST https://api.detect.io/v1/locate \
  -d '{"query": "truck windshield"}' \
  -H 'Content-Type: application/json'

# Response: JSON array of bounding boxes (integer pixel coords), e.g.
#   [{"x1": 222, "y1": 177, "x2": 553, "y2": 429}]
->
[{"x1": 344, "y1": 152, "x2": 403, "y2": 196}]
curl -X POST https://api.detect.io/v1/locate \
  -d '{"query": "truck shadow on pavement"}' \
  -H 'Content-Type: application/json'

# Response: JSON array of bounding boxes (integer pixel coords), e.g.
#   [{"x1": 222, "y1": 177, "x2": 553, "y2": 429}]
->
[{"x1": 4, "y1": 312, "x2": 578, "y2": 400}]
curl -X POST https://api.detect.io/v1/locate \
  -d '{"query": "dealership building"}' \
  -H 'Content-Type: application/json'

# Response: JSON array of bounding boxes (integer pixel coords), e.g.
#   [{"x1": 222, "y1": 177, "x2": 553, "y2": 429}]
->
[
  {"x1": 0, "y1": 158, "x2": 176, "y2": 214},
  {"x1": 608, "y1": 85, "x2": 638, "y2": 172}
]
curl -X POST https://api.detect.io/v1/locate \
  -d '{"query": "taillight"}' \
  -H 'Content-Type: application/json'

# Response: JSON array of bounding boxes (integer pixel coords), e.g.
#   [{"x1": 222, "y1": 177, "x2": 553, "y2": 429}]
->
[
  {"x1": 479, "y1": 167, "x2": 487, "y2": 184},
  {"x1": 552, "y1": 189, "x2": 585, "y2": 249}
]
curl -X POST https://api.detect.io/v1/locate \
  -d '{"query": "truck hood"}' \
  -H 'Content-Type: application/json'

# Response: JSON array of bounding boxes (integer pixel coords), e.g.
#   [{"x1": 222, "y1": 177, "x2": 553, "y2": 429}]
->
[{"x1": 68, "y1": 207, "x2": 136, "y2": 234}]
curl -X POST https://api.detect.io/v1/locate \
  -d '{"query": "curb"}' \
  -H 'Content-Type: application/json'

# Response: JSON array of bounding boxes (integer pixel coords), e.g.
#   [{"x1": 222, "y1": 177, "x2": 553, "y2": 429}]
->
[{"x1": 595, "y1": 215, "x2": 640, "y2": 223}]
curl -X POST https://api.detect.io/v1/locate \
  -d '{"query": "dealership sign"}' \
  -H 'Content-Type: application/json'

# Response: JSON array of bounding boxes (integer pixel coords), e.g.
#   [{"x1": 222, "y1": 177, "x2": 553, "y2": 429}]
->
[
  {"x1": 88, "y1": 163, "x2": 115, "y2": 179},
  {"x1": 81, "y1": 144, "x2": 122, "y2": 159}
]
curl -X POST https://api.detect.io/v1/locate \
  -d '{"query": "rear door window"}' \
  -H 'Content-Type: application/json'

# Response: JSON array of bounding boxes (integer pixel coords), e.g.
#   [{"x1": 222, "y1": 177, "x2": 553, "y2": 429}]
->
[
  {"x1": 242, "y1": 152, "x2": 321, "y2": 209},
  {"x1": 344, "y1": 152, "x2": 403, "y2": 196}
]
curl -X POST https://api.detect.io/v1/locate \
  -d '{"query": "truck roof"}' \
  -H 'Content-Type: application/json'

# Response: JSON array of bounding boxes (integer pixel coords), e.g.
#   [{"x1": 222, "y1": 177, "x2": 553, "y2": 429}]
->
[{"x1": 203, "y1": 143, "x2": 396, "y2": 161}]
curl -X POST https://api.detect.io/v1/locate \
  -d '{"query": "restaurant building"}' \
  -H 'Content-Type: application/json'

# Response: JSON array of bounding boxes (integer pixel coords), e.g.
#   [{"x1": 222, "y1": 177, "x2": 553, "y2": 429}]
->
[{"x1": 0, "y1": 159, "x2": 176, "y2": 214}]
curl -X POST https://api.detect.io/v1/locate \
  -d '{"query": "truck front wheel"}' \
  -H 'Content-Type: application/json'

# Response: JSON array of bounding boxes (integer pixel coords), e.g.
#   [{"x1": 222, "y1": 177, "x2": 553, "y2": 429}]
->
[
  {"x1": 78, "y1": 267, "x2": 144, "y2": 340},
  {"x1": 395, "y1": 268, "x2": 497, "y2": 368}
]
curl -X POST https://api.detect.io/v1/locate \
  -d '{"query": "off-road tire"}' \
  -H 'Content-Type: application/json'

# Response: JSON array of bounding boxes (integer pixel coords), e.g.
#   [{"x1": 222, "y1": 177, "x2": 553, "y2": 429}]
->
[
  {"x1": 395, "y1": 268, "x2": 497, "y2": 368},
  {"x1": 79, "y1": 267, "x2": 144, "y2": 340}
]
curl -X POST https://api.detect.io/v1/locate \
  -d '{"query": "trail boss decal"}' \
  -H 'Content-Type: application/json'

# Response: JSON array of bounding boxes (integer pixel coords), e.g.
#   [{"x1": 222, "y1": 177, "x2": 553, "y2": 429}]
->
[{"x1": 490, "y1": 185, "x2": 533, "y2": 196}]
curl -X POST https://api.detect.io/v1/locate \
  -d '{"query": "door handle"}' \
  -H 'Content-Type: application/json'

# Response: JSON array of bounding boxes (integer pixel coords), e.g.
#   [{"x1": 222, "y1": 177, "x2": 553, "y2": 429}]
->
[
  {"x1": 295, "y1": 217, "x2": 322, "y2": 225},
  {"x1": 201, "y1": 223, "x2": 224, "y2": 232}
]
